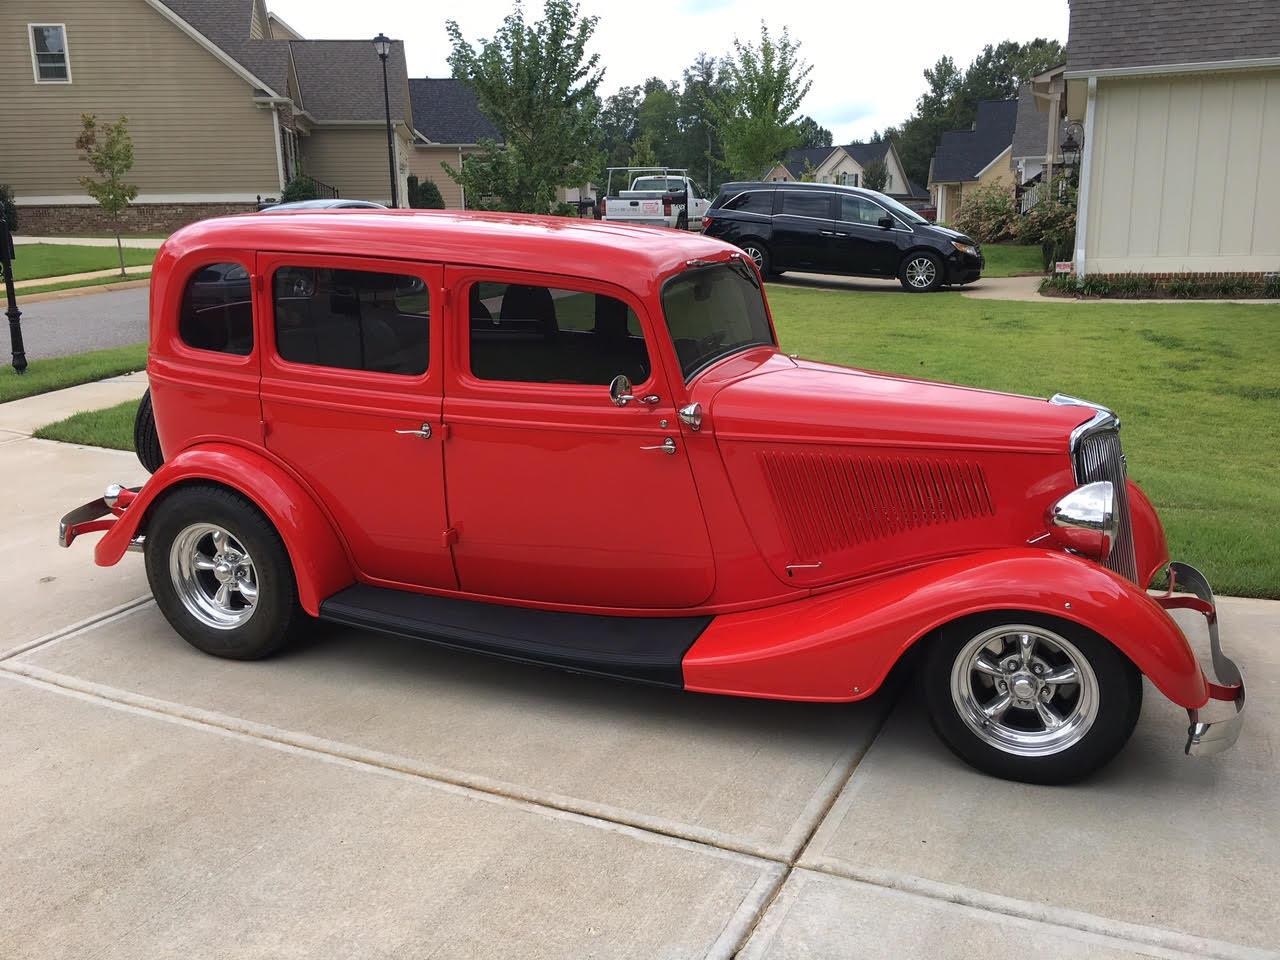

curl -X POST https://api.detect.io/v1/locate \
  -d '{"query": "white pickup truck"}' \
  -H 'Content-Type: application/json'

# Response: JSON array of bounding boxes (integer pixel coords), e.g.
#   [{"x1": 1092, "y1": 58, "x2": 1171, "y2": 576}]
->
[{"x1": 600, "y1": 167, "x2": 711, "y2": 230}]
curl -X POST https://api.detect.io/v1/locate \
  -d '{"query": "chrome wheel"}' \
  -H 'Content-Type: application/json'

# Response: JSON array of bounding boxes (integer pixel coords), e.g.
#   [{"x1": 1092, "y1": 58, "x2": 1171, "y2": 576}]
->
[
  {"x1": 744, "y1": 246, "x2": 764, "y2": 270},
  {"x1": 168, "y1": 523, "x2": 259, "y2": 630},
  {"x1": 949, "y1": 624, "x2": 1099, "y2": 757},
  {"x1": 905, "y1": 256, "x2": 938, "y2": 288}
]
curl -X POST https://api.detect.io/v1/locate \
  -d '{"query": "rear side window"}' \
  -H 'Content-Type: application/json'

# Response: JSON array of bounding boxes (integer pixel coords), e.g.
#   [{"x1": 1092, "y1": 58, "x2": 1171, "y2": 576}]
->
[
  {"x1": 779, "y1": 192, "x2": 831, "y2": 218},
  {"x1": 180, "y1": 262, "x2": 253, "y2": 355},
  {"x1": 273, "y1": 266, "x2": 429, "y2": 375},
  {"x1": 469, "y1": 282, "x2": 650, "y2": 386},
  {"x1": 725, "y1": 191, "x2": 774, "y2": 215}
]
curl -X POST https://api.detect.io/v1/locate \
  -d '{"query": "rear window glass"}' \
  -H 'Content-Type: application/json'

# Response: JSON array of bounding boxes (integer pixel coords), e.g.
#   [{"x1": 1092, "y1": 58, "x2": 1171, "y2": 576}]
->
[
  {"x1": 662, "y1": 263, "x2": 775, "y2": 381},
  {"x1": 779, "y1": 192, "x2": 831, "y2": 218},
  {"x1": 180, "y1": 261, "x2": 253, "y2": 355},
  {"x1": 725, "y1": 191, "x2": 774, "y2": 215}
]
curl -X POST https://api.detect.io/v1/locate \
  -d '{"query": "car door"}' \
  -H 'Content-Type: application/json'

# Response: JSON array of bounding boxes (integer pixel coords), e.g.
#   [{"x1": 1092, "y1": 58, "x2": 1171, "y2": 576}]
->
[
  {"x1": 441, "y1": 267, "x2": 715, "y2": 609},
  {"x1": 830, "y1": 194, "x2": 906, "y2": 277},
  {"x1": 770, "y1": 190, "x2": 836, "y2": 270},
  {"x1": 258, "y1": 252, "x2": 456, "y2": 590}
]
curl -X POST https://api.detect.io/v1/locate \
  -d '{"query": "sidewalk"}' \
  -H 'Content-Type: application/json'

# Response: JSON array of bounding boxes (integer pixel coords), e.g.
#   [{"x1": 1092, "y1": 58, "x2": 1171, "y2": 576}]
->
[{"x1": 15, "y1": 263, "x2": 152, "y2": 291}]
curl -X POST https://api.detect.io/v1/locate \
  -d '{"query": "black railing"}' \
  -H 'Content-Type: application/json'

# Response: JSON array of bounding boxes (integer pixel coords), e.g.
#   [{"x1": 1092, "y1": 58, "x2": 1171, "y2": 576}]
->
[{"x1": 302, "y1": 175, "x2": 340, "y2": 199}]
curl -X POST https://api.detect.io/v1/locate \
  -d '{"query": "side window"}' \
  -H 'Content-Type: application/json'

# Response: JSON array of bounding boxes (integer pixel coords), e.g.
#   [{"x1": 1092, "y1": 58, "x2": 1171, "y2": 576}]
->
[
  {"x1": 726, "y1": 191, "x2": 773, "y2": 215},
  {"x1": 841, "y1": 195, "x2": 891, "y2": 226},
  {"x1": 779, "y1": 192, "x2": 831, "y2": 218},
  {"x1": 469, "y1": 282, "x2": 650, "y2": 386},
  {"x1": 273, "y1": 266, "x2": 429, "y2": 375},
  {"x1": 30, "y1": 24, "x2": 71, "y2": 83},
  {"x1": 180, "y1": 262, "x2": 253, "y2": 356}
]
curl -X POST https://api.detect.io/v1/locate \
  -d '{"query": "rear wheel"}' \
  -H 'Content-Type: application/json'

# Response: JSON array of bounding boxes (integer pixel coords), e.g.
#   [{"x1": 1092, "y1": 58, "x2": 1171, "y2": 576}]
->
[
  {"x1": 921, "y1": 614, "x2": 1142, "y2": 784},
  {"x1": 899, "y1": 251, "x2": 943, "y2": 292},
  {"x1": 740, "y1": 241, "x2": 776, "y2": 278},
  {"x1": 144, "y1": 485, "x2": 302, "y2": 660},
  {"x1": 134, "y1": 389, "x2": 164, "y2": 474}
]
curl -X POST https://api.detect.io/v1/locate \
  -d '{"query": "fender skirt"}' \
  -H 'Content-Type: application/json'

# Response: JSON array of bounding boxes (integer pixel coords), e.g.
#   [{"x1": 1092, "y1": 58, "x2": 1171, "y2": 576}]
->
[
  {"x1": 95, "y1": 444, "x2": 353, "y2": 616},
  {"x1": 682, "y1": 548, "x2": 1210, "y2": 708}
]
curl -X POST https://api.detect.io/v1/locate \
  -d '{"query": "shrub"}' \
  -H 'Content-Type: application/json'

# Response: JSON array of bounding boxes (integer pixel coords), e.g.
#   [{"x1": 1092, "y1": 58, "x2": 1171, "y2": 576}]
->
[
  {"x1": 1167, "y1": 276, "x2": 1199, "y2": 298},
  {"x1": 952, "y1": 179, "x2": 1017, "y2": 243},
  {"x1": 1016, "y1": 173, "x2": 1077, "y2": 270},
  {"x1": 1079, "y1": 275, "x2": 1113, "y2": 297},
  {"x1": 1112, "y1": 274, "x2": 1155, "y2": 298},
  {"x1": 1039, "y1": 274, "x2": 1079, "y2": 297},
  {"x1": 1210, "y1": 275, "x2": 1255, "y2": 299},
  {"x1": 0, "y1": 184, "x2": 17, "y2": 233},
  {"x1": 280, "y1": 175, "x2": 319, "y2": 203},
  {"x1": 1265, "y1": 274, "x2": 1280, "y2": 298},
  {"x1": 415, "y1": 178, "x2": 445, "y2": 209}
]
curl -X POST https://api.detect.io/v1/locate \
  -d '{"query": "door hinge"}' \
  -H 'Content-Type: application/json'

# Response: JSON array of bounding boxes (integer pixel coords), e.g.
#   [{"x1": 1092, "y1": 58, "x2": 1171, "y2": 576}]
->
[{"x1": 441, "y1": 527, "x2": 459, "y2": 548}]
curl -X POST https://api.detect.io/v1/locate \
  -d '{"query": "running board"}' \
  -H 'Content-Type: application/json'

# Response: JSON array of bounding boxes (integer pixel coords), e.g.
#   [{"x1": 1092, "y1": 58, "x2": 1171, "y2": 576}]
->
[{"x1": 318, "y1": 584, "x2": 713, "y2": 687}]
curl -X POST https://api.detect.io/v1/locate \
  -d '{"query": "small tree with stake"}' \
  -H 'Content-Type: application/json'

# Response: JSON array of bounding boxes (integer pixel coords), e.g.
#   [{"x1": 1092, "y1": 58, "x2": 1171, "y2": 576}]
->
[
  {"x1": 861, "y1": 157, "x2": 890, "y2": 193},
  {"x1": 76, "y1": 114, "x2": 138, "y2": 276}
]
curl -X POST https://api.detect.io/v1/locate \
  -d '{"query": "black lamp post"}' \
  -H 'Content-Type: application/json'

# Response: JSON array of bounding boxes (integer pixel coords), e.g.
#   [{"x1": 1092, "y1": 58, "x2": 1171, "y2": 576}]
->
[
  {"x1": 373, "y1": 32, "x2": 398, "y2": 208},
  {"x1": 1060, "y1": 122, "x2": 1084, "y2": 182},
  {"x1": 0, "y1": 217, "x2": 27, "y2": 374}
]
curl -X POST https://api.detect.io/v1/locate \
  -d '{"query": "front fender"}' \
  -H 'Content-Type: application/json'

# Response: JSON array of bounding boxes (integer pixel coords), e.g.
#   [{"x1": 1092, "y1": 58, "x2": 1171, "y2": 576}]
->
[
  {"x1": 682, "y1": 548, "x2": 1209, "y2": 709},
  {"x1": 96, "y1": 444, "x2": 353, "y2": 616}
]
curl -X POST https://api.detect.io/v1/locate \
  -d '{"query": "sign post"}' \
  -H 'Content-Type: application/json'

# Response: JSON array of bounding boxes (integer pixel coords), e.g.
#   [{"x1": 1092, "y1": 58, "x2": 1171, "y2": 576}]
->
[{"x1": 0, "y1": 217, "x2": 26, "y2": 373}]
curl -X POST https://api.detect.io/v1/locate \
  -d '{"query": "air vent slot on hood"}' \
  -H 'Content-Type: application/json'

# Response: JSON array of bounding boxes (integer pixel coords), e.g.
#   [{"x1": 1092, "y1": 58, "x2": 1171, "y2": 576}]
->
[{"x1": 759, "y1": 450, "x2": 994, "y2": 558}]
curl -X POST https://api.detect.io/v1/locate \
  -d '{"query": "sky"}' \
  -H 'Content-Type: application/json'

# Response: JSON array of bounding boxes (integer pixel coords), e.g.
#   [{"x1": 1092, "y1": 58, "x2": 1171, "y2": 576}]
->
[{"x1": 268, "y1": 0, "x2": 1068, "y2": 143}]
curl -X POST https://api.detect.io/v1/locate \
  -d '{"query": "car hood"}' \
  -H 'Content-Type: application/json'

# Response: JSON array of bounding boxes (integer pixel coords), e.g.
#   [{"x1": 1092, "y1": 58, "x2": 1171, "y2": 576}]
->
[
  {"x1": 916, "y1": 223, "x2": 975, "y2": 245},
  {"x1": 707, "y1": 358, "x2": 1093, "y2": 454}
]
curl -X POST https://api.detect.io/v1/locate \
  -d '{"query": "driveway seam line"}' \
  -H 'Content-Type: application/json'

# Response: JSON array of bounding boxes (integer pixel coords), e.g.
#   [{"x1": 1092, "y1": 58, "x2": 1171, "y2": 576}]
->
[{"x1": 0, "y1": 595, "x2": 154, "y2": 663}]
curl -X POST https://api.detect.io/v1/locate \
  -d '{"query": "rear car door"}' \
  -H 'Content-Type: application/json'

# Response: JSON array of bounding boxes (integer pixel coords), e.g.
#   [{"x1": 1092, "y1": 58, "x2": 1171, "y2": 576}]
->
[
  {"x1": 441, "y1": 267, "x2": 715, "y2": 609},
  {"x1": 258, "y1": 252, "x2": 456, "y2": 590},
  {"x1": 830, "y1": 194, "x2": 906, "y2": 276},
  {"x1": 770, "y1": 190, "x2": 836, "y2": 270}
]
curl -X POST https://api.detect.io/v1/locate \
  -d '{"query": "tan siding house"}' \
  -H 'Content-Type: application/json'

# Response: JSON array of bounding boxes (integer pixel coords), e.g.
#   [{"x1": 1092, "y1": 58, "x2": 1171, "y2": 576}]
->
[
  {"x1": 408, "y1": 147, "x2": 468, "y2": 209},
  {"x1": 763, "y1": 141, "x2": 930, "y2": 207},
  {"x1": 406, "y1": 78, "x2": 503, "y2": 210},
  {"x1": 305, "y1": 127, "x2": 403, "y2": 208},
  {"x1": 926, "y1": 99, "x2": 1018, "y2": 223}
]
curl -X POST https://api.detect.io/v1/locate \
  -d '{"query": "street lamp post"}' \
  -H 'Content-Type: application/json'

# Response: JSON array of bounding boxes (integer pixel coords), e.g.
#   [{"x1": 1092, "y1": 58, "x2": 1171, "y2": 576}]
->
[
  {"x1": 373, "y1": 32, "x2": 399, "y2": 208},
  {"x1": 0, "y1": 217, "x2": 27, "y2": 374}
]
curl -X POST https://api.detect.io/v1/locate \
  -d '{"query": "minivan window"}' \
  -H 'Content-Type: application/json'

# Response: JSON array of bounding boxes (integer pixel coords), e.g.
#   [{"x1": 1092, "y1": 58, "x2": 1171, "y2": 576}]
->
[
  {"x1": 662, "y1": 263, "x2": 775, "y2": 381},
  {"x1": 725, "y1": 191, "x2": 773, "y2": 215},
  {"x1": 779, "y1": 191, "x2": 831, "y2": 219},
  {"x1": 841, "y1": 195, "x2": 891, "y2": 226},
  {"x1": 179, "y1": 262, "x2": 253, "y2": 356}
]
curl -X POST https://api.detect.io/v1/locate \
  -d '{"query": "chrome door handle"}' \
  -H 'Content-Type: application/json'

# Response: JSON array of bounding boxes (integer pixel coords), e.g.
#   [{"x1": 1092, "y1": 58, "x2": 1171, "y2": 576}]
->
[
  {"x1": 834, "y1": 232, "x2": 849, "y2": 237},
  {"x1": 641, "y1": 437, "x2": 677, "y2": 455},
  {"x1": 395, "y1": 423, "x2": 432, "y2": 439},
  {"x1": 819, "y1": 230, "x2": 835, "y2": 236}
]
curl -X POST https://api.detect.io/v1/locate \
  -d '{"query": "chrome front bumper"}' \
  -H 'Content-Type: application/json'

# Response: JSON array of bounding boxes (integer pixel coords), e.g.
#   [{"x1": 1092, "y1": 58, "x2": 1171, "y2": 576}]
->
[
  {"x1": 59, "y1": 484, "x2": 144, "y2": 550},
  {"x1": 1155, "y1": 562, "x2": 1246, "y2": 756}
]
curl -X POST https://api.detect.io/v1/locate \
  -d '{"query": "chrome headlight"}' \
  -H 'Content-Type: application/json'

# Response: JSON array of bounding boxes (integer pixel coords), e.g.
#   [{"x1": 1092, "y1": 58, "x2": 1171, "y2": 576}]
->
[
  {"x1": 951, "y1": 241, "x2": 979, "y2": 257},
  {"x1": 1047, "y1": 481, "x2": 1117, "y2": 561}
]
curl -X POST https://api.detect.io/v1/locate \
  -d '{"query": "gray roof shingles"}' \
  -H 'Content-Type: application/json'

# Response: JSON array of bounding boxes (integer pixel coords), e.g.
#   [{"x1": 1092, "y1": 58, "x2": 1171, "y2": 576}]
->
[
  {"x1": 1067, "y1": 0, "x2": 1280, "y2": 72},
  {"x1": 777, "y1": 141, "x2": 927, "y2": 197},
  {"x1": 929, "y1": 99, "x2": 1018, "y2": 183},
  {"x1": 1010, "y1": 83, "x2": 1070, "y2": 160},
  {"x1": 409, "y1": 79, "x2": 502, "y2": 145}
]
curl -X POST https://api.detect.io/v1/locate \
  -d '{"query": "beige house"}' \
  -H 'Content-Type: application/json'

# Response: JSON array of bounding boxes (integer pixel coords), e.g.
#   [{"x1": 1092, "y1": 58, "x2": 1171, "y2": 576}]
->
[
  {"x1": 1061, "y1": 0, "x2": 1280, "y2": 276},
  {"x1": 926, "y1": 99, "x2": 1018, "y2": 223},
  {"x1": 763, "y1": 141, "x2": 928, "y2": 207},
  {"x1": 1, "y1": 0, "x2": 416, "y2": 233},
  {"x1": 407, "y1": 78, "x2": 502, "y2": 210}
]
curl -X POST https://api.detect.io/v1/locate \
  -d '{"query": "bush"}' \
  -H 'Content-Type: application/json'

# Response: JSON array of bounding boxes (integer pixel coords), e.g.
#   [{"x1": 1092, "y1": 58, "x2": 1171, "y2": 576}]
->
[
  {"x1": 1016, "y1": 174, "x2": 1077, "y2": 270},
  {"x1": 1167, "y1": 276, "x2": 1199, "y2": 298},
  {"x1": 1265, "y1": 274, "x2": 1280, "y2": 298},
  {"x1": 1079, "y1": 275, "x2": 1113, "y2": 297},
  {"x1": 0, "y1": 184, "x2": 16, "y2": 233},
  {"x1": 407, "y1": 175, "x2": 445, "y2": 209},
  {"x1": 1112, "y1": 274, "x2": 1155, "y2": 298},
  {"x1": 952, "y1": 179, "x2": 1017, "y2": 243},
  {"x1": 280, "y1": 175, "x2": 319, "y2": 203}
]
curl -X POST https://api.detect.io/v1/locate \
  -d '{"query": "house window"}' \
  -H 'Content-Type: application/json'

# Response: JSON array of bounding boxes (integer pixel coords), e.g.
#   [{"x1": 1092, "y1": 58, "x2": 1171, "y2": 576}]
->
[
  {"x1": 852, "y1": 173, "x2": 860, "y2": 187},
  {"x1": 29, "y1": 24, "x2": 71, "y2": 83}
]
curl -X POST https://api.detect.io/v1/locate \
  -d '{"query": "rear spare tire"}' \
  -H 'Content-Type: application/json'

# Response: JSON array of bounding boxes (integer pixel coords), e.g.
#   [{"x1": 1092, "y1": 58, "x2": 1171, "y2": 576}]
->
[{"x1": 134, "y1": 389, "x2": 164, "y2": 474}]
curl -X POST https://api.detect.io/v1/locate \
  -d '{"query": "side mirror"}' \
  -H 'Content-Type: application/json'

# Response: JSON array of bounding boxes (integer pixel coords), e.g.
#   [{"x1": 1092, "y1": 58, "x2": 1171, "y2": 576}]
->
[
  {"x1": 609, "y1": 374, "x2": 634, "y2": 406},
  {"x1": 878, "y1": 215, "x2": 895, "y2": 230}
]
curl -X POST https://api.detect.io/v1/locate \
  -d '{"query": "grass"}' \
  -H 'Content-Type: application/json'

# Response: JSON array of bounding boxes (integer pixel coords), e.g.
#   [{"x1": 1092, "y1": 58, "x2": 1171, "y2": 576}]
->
[
  {"x1": 980, "y1": 243, "x2": 1044, "y2": 277},
  {"x1": 11, "y1": 244, "x2": 156, "y2": 282},
  {"x1": 18, "y1": 272, "x2": 151, "y2": 297},
  {"x1": 0, "y1": 343, "x2": 147, "y2": 403},
  {"x1": 34, "y1": 398, "x2": 139, "y2": 450}
]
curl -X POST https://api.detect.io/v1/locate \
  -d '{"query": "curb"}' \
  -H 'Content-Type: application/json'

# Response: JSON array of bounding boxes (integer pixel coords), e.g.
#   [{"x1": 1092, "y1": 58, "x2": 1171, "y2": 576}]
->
[{"x1": 18, "y1": 277, "x2": 151, "y2": 304}]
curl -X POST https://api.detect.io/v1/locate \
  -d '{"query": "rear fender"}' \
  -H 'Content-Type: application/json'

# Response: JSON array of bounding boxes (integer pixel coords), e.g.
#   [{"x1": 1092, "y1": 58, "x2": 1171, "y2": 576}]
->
[
  {"x1": 96, "y1": 444, "x2": 353, "y2": 615},
  {"x1": 682, "y1": 548, "x2": 1209, "y2": 708}
]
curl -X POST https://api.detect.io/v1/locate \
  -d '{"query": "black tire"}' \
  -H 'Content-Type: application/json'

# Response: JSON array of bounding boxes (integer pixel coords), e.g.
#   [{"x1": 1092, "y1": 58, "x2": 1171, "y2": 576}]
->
[
  {"x1": 921, "y1": 612, "x2": 1142, "y2": 785},
  {"x1": 740, "y1": 241, "x2": 776, "y2": 278},
  {"x1": 898, "y1": 251, "x2": 944, "y2": 292},
  {"x1": 133, "y1": 389, "x2": 164, "y2": 474},
  {"x1": 144, "y1": 485, "x2": 303, "y2": 660}
]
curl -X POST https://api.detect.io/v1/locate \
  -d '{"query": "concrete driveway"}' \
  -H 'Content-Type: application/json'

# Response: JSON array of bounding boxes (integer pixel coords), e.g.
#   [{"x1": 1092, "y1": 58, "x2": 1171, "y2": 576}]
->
[{"x1": 1, "y1": 391, "x2": 1276, "y2": 959}]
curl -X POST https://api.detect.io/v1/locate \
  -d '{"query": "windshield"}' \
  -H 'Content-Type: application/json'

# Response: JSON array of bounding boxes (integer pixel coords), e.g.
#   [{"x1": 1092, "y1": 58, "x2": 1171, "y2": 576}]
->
[
  {"x1": 867, "y1": 190, "x2": 928, "y2": 224},
  {"x1": 662, "y1": 262, "x2": 775, "y2": 381}
]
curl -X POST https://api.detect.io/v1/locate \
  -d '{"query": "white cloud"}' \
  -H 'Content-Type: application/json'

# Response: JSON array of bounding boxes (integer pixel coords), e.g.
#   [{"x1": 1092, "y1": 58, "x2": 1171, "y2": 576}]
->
[{"x1": 267, "y1": 0, "x2": 1067, "y2": 143}]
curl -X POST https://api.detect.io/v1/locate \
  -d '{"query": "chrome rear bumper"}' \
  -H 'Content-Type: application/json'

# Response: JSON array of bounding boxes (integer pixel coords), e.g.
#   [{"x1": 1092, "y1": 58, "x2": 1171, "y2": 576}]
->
[{"x1": 1155, "y1": 562, "x2": 1246, "y2": 756}]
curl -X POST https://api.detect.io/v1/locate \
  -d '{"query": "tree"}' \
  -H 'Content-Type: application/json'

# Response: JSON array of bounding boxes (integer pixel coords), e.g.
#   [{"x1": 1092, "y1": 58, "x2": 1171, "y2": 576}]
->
[
  {"x1": 676, "y1": 53, "x2": 731, "y2": 190},
  {"x1": 406, "y1": 175, "x2": 445, "y2": 209},
  {"x1": 0, "y1": 185, "x2": 17, "y2": 233},
  {"x1": 795, "y1": 115, "x2": 832, "y2": 148},
  {"x1": 629, "y1": 132, "x2": 658, "y2": 167},
  {"x1": 861, "y1": 157, "x2": 889, "y2": 192},
  {"x1": 76, "y1": 114, "x2": 138, "y2": 276},
  {"x1": 712, "y1": 23, "x2": 813, "y2": 179},
  {"x1": 444, "y1": 1, "x2": 603, "y2": 212}
]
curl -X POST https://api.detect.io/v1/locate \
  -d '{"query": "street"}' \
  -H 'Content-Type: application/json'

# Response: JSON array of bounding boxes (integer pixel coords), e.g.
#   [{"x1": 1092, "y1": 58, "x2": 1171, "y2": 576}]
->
[{"x1": 16, "y1": 286, "x2": 149, "y2": 360}]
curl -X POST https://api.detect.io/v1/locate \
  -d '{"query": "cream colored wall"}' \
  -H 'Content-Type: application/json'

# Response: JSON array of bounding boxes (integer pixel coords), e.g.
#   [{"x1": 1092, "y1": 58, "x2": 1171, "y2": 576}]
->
[
  {"x1": 0, "y1": 0, "x2": 280, "y2": 202},
  {"x1": 1085, "y1": 71, "x2": 1280, "y2": 273},
  {"x1": 304, "y1": 126, "x2": 402, "y2": 206},
  {"x1": 814, "y1": 150, "x2": 861, "y2": 185},
  {"x1": 973, "y1": 147, "x2": 1013, "y2": 192},
  {"x1": 407, "y1": 146, "x2": 470, "y2": 208}
]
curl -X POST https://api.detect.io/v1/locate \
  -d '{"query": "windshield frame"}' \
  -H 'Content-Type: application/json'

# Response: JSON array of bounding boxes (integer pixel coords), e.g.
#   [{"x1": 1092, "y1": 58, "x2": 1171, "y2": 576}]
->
[{"x1": 659, "y1": 260, "x2": 777, "y2": 384}]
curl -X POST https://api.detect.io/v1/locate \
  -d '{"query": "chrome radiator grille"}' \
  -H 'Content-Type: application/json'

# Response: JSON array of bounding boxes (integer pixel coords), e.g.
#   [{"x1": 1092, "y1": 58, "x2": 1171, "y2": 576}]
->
[{"x1": 1075, "y1": 430, "x2": 1138, "y2": 582}]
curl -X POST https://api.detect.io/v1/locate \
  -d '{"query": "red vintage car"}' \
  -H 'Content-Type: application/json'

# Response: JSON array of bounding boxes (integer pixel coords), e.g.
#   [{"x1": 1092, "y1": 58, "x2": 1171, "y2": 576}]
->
[{"x1": 59, "y1": 210, "x2": 1245, "y2": 784}]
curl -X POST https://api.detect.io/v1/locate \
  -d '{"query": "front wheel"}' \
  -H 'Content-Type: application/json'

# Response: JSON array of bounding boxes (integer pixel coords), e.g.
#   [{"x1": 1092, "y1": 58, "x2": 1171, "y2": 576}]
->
[
  {"x1": 921, "y1": 614, "x2": 1142, "y2": 784},
  {"x1": 899, "y1": 252, "x2": 944, "y2": 292}
]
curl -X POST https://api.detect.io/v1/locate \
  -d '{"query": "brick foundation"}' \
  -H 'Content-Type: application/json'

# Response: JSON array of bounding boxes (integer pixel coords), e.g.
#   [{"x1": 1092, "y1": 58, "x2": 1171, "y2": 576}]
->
[{"x1": 16, "y1": 202, "x2": 259, "y2": 236}]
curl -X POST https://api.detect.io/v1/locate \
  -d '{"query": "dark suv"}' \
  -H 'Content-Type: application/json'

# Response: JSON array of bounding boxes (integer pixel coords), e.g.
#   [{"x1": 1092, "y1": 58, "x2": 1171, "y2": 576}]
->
[{"x1": 703, "y1": 181, "x2": 983, "y2": 292}]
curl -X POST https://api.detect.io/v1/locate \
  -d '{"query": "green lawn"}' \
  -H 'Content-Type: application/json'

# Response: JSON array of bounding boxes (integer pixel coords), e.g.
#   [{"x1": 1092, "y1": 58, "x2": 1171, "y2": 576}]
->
[
  {"x1": 767, "y1": 285, "x2": 1280, "y2": 598},
  {"x1": 34, "y1": 397, "x2": 139, "y2": 450},
  {"x1": 10, "y1": 244, "x2": 156, "y2": 282},
  {"x1": 980, "y1": 243, "x2": 1044, "y2": 277},
  {"x1": 0, "y1": 343, "x2": 147, "y2": 403}
]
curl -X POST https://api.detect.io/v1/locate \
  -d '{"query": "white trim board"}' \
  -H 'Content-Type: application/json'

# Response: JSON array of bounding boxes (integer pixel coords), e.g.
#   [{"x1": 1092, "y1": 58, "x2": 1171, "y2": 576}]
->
[
  {"x1": 1065, "y1": 57, "x2": 1280, "y2": 80},
  {"x1": 973, "y1": 144, "x2": 1013, "y2": 180}
]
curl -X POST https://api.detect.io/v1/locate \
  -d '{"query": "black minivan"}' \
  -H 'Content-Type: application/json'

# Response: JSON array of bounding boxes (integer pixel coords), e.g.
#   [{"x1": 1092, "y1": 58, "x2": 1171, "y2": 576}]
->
[{"x1": 703, "y1": 181, "x2": 983, "y2": 292}]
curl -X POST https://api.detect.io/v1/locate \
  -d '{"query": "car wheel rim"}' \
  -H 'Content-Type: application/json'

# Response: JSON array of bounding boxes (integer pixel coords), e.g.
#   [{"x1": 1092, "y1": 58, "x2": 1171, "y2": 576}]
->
[
  {"x1": 745, "y1": 247, "x2": 764, "y2": 270},
  {"x1": 906, "y1": 257, "x2": 937, "y2": 287},
  {"x1": 949, "y1": 624, "x2": 1099, "y2": 757},
  {"x1": 169, "y1": 523, "x2": 259, "y2": 630}
]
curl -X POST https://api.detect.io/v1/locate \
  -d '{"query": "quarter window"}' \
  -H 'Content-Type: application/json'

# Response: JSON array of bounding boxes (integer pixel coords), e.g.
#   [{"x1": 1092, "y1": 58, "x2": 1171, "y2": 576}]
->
[
  {"x1": 779, "y1": 192, "x2": 832, "y2": 219},
  {"x1": 468, "y1": 282, "x2": 650, "y2": 386},
  {"x1": 273, "y1": 266, "x2": 429, "y2": 375},
  {"x1": 725, "y1": 191, "x2": 773, "y2": 215},
  {"x1": 29, "y1": 24, "x2": 70, "y2": 82},
  {"x1": 180, "y1": 262, "x2": 253, "y2": 355}
]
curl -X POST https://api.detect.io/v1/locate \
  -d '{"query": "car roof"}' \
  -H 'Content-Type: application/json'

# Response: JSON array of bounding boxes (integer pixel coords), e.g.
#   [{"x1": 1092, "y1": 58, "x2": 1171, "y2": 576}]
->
[
  {"x1": 716, "y1": 180, "x2": 882, "y2": 199},
  {"x1": 265, "y1": 199, "x2": 386, "y2": 210},
  {"x1": 160, "y1": 210, "x2": 739, "y2": 294}
]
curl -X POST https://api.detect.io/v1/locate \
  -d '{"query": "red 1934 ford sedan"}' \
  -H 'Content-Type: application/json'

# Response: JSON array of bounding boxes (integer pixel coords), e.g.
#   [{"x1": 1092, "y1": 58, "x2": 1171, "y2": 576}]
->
[{"x1": 59, "y1": 210, "x2": 1245, "y2": 783}]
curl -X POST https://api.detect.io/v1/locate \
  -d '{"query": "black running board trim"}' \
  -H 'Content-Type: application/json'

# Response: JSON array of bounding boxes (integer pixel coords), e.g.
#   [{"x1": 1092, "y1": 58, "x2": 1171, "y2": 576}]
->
[{"x1": 318, "y1": 584, "x2": 712, "y2": 687}]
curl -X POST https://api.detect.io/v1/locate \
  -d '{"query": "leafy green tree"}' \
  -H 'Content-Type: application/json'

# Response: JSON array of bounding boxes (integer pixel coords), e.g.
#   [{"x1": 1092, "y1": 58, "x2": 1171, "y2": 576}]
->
[
  {"x1": 629, "y1": 132, "x2": 659, "y2": 167},
  {"x1": 861, "y1": 157, "x2": 889, "y2": 192},
  {"x1": 599, "y1": 84, "x2": 642, "y2": 178},
  {"x1": 444, "y1": 1, "x2": 603, "y2": 212},
  {"x1": 676, "y1": 53, "x2": 731, "y2": 189},
  {"x1": 75, "y1": 114, "x2": 138, "y2": 275},
  {"x1": 794, "y1": 115, "x2": 832, "y2": 148},
  {"x1": 0, "y1": 184, "x2": 17, "y2": 233},
  {"x1": 712, "y1": 24, "x2": 813, "y2": 179}
]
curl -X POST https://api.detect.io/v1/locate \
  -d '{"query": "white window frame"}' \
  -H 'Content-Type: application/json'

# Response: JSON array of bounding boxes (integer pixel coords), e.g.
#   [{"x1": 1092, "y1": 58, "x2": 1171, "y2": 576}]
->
[{"x1": 29, "y1": 23, "x2": 72, "y2": 84}]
